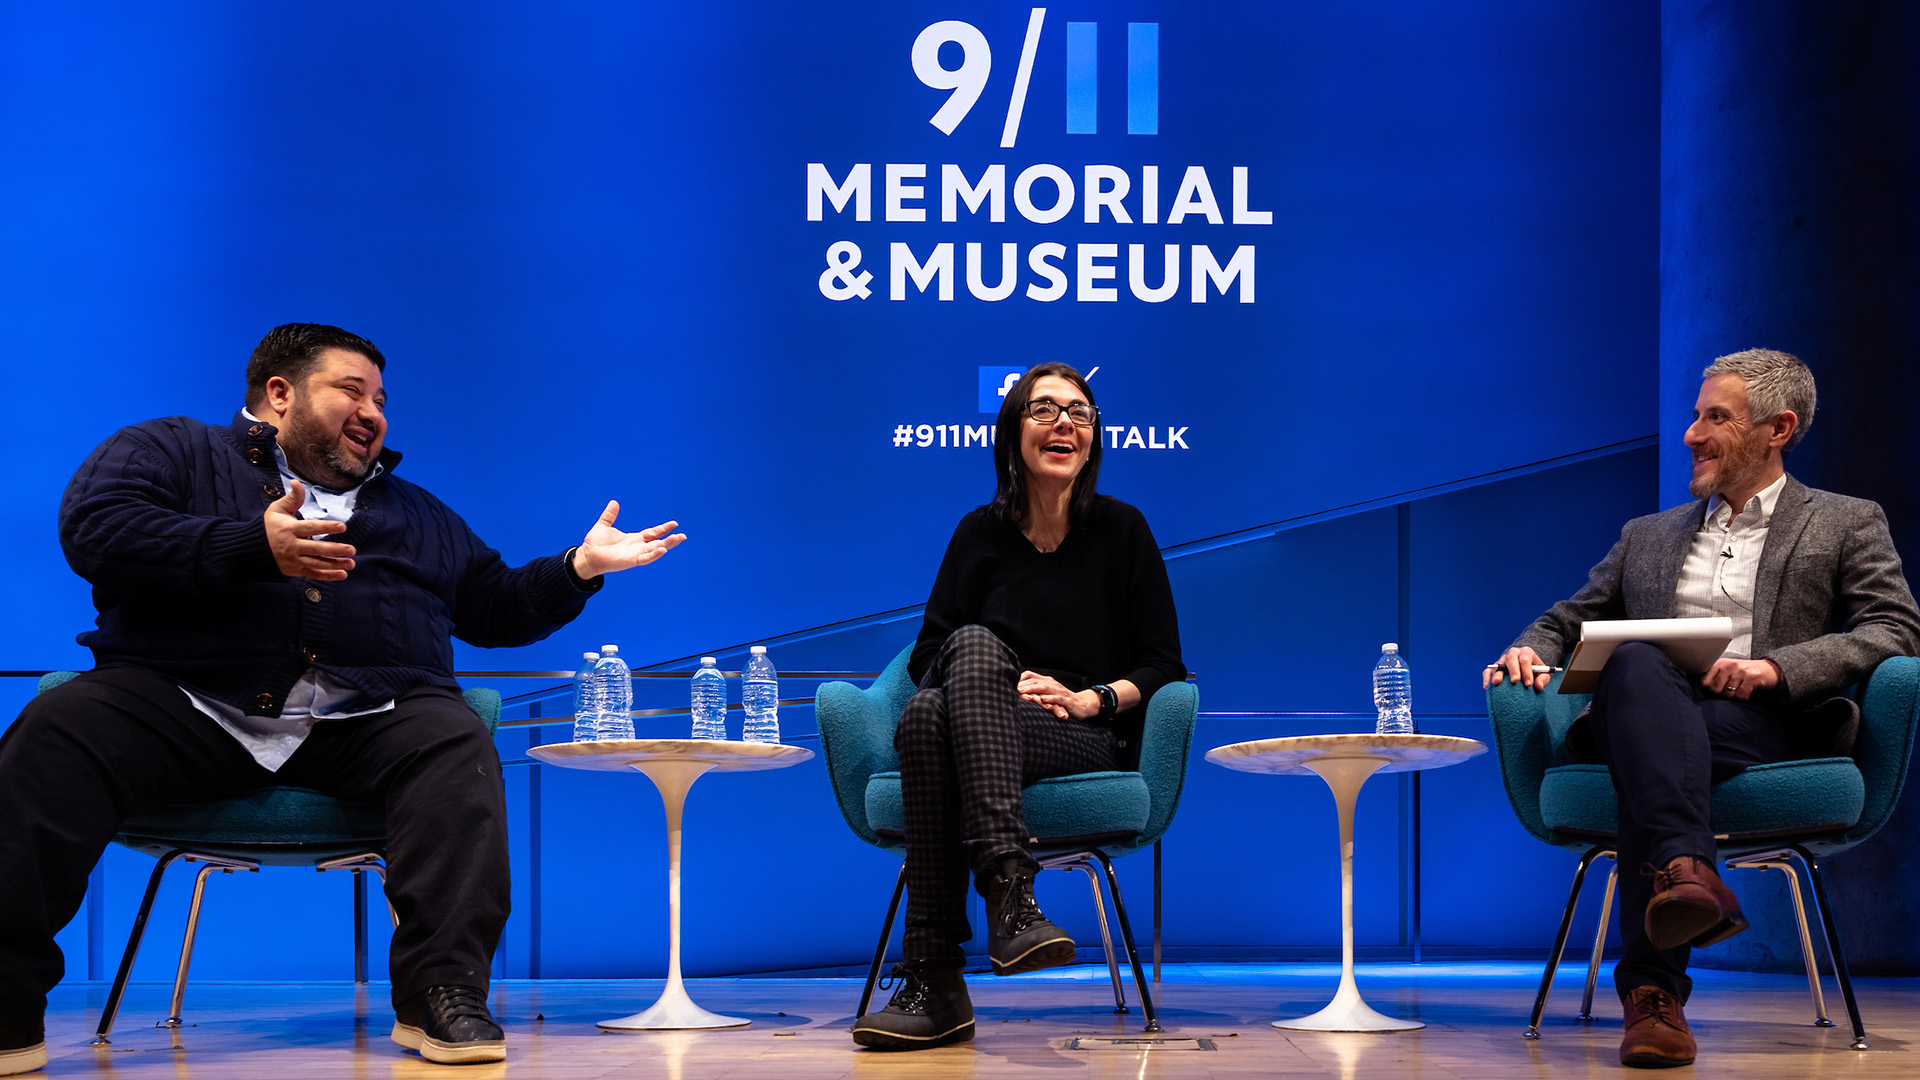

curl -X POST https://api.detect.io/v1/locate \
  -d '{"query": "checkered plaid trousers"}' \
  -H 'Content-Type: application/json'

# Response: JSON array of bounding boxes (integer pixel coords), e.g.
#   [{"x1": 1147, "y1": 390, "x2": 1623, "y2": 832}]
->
[{"x1": 896, "y1": 624, "x2": 1119, "y2": 960}]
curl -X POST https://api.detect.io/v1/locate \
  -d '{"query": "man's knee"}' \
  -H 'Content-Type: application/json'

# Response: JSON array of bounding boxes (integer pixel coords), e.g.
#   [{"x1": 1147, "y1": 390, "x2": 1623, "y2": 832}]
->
[{"x1": 1602, "y1": 641, "x2": 1682, "y2": 685}]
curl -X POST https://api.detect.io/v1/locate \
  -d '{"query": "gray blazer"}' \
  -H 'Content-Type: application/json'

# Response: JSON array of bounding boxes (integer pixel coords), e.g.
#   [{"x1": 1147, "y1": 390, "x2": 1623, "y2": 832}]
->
[{"x1": 1514, "y1": 475, "x2": 1920, "y2": 709}]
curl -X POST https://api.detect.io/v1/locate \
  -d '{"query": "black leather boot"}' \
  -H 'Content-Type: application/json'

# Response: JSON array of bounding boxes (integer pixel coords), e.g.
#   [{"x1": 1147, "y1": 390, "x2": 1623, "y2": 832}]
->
[
  {"x1": 980, "y1": 856, "x2": 1076, "y2": 975},
  {"x1": 851, "y1": 958, "x2": 974, "y2": 1050}
]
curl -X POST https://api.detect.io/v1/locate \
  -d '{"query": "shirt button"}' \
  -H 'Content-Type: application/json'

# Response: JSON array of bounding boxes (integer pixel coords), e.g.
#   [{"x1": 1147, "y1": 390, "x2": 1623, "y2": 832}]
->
[
  {"x1": 305, "y1": 587, "x2": 323, "y2": 603},
  {"x1": 256, "y1": 692, "x2": 276, "y2": 709},
  {"x1": 246, "y1": 447, "x2": 266, "y2": 465},
  {"x1": 248, "y1": 424, "x2": 265, "y2": 436},
  {"x1": 302, "y1": 648, "x2": 319, "y2": 663}
]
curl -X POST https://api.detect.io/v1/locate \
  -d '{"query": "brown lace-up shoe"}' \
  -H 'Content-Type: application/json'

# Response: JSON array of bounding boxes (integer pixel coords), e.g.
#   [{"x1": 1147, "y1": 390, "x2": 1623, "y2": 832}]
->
[
  {"x1": 1620, "y1": 985, "x2": 1695, "y2": 1067},
  {"x1": 1645, "y1": 856, "x2": 1747, "y2": 950}
]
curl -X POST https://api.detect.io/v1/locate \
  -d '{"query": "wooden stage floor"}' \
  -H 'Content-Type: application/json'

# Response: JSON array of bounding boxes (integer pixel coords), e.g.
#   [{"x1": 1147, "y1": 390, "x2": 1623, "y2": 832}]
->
[{"x1": 35, "y1": 962, "x2": 1919, "y2": 1078}]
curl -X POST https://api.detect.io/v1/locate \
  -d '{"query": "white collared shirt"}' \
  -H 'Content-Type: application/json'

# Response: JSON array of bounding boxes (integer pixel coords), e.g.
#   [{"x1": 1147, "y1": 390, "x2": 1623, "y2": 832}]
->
[
  {"x1": 1672, "y1": 472, "x2": 1788, "y2": 659},
  {"x1": 177, "y1": 410, "x2": 394, "y2": 771}
]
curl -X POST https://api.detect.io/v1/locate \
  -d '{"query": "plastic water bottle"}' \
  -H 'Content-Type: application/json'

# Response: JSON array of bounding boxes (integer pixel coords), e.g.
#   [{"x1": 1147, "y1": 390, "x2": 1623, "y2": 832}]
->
[
  {"x1": 742, "y1": 645, "x2": 779, "y2": 743},
  {"x1": 595, "y1": 645, "x2": 634, "y2": 741},
  {"x1": 691, "y1": 656, "x2": 727, "y2": 740},
  {"x1": 572, "y1": 651, "x2": 601, "y2": 742},
  {"x1": 1373, "y1": 643, "x2": 1414, "y2": 735}
]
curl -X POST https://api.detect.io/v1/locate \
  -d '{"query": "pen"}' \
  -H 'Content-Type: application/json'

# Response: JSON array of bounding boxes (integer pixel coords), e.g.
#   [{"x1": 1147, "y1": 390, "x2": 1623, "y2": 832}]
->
[{"x1": 1484, "y1": 664, "x2": 1562, "y2": 673}]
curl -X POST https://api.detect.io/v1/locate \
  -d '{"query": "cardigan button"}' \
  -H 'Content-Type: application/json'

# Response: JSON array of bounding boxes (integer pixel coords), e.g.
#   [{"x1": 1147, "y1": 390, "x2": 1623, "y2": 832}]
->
[
  {"x1": 246, "y1": 447, "x2": 266, "y2": 465},
  {"x1": 256, "y1": 692, "x2": 275, "y2": 710},
  {"x1": 305, "y1": 587, "x2": 323, "y2": 603},
  {"x1": 263, "y1": 484, "x2": 282, "y2": 498},
  {"x1": 248, "y1": 423, "x2": 265, "y2": 436},
  {"x1": 302, "y1": 648, "x2": 318, "y2": 663}
]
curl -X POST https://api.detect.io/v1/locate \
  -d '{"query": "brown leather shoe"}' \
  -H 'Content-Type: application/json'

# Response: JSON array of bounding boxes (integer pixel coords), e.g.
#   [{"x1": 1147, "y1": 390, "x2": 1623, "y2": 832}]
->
[
  {"x1": 1645, "y1": 856, "x2": 1747, "y2": 950},
  {"x1": 1619, "y1": 985, "x2": 1695, "y2": 1067}
]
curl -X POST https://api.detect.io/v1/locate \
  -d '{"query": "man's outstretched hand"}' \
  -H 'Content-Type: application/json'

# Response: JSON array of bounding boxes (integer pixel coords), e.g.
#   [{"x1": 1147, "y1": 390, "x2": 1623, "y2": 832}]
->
[
  {"x1": 266, "y1": 480, "x2": 357, "y2": 581},
  {"x1": 572, "y1": 501, "x2": 686, "y2": 579}
]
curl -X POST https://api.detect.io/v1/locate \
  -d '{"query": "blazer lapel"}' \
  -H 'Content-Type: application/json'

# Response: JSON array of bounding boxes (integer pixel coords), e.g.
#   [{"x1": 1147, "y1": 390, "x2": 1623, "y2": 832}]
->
[
  {"x1": 1641, "y1": 500, "x2": 1707, "y2": 619},
  {"x1": 1752, "y1": 475, "x2": 1813, "y2": 656}
]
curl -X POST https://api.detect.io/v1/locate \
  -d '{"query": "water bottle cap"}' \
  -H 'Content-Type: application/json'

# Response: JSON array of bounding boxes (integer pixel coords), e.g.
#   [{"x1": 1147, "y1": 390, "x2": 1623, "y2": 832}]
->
[
  {"x1": 1381, "y1": 643, "x2": 1398, "y2": 652},
  {"x1": 700, "y1": 657, "x2": 717, "y2": 666},
  {"x1": 750, "y1": 645, "x2": 767, "y2": 655},
  {"x1": 584, "y1": 652, "x2": 599, "y2": 660},
  {"x1": 600, "y1": 645, "x2": 619, "y2": 655}
]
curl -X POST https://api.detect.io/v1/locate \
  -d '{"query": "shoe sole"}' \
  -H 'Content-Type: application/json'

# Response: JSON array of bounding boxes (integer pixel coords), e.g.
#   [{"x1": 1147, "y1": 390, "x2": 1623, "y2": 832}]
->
[
  {"x1": 992, "y1": 934, "x2": 1077, "y2": 976},
  {"x1": 391, "y1": 1022, "x2": 506, "y2": 1064},
  {"x1": 1621, "y1": 1040, "x2": 1697, "y2": 1069},
  {"x1": 0, "y1": 1042, "x2": 46, "y2": 1077},
  {"x1": 850, "y1": 1020, "x2": 974, "y2": 1050},
  {"x1": 1647, "y1": 899, "x2": 1749, "y2": 951}
]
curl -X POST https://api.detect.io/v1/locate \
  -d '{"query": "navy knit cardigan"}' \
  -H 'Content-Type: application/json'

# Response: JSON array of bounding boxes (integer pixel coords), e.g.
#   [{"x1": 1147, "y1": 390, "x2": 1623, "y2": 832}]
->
[{"x1": 60, "y1": 413, "x2": 597, "y2": 716}]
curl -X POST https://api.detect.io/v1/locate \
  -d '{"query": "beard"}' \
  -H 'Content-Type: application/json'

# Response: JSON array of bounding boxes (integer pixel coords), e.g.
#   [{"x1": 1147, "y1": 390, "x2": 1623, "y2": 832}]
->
[
  {"x1": 1689, "y1": 424, "x2": 1769, "y2": 500},
  {"x1": 282, "y1": 399, "x2": 376, "y2": 490}
]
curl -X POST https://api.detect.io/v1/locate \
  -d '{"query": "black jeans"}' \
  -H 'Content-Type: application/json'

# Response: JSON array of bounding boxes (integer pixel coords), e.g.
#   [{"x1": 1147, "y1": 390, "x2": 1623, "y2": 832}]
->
[
  {"x1": 0, "y1": 665, "x2": 510, "y2": 1028},
  {"x1": 895, "y1": 625, "x2": 1118, "y2": 961},
  {"x1": 1584, "y1": 642, "x2": 1791, "y2": 1002}
]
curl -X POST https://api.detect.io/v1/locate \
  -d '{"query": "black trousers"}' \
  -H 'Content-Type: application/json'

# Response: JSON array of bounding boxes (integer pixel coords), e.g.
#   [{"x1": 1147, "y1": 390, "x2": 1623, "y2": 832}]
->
[
  {"x1": 895, "y1": 625, "x2": 1118, "y2": 962},
  {"x1": 0, "y1": 665, "x2": 510, "y2": 1028},
  {"x1": 1584, "y1": 642, "x2": 1792, "y2": 1003}
]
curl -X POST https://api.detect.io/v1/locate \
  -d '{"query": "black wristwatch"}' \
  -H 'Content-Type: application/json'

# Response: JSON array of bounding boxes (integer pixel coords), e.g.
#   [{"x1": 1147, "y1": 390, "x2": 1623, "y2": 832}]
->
[{"x1": 1090, "y1": 684, "x2": 1119, "y2": 720}]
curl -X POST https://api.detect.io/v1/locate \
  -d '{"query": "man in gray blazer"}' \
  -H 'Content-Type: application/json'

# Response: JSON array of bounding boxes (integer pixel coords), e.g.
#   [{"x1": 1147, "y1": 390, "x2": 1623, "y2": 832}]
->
[{"x1": 1485, "y1": 349, "x2": 1920, "y2": 1069}]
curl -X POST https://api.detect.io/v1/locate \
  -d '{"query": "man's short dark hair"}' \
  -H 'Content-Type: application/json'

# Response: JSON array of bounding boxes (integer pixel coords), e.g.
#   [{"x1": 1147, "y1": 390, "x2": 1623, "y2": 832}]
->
[{"x1": 245, "y1": 323, "x2": 387, "y2": 408}]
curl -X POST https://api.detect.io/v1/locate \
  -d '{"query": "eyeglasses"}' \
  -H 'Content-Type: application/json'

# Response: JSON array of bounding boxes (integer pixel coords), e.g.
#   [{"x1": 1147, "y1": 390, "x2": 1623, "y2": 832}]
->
[{"x1": 1023, "y1": 399, "x2": 1100, "y2": 427}]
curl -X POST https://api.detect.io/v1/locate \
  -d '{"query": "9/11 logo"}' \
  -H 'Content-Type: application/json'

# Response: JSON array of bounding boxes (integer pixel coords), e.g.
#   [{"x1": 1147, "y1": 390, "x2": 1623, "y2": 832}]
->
[{"x1": 913, "y1": 11, "x2": 1158, "y2": 146}]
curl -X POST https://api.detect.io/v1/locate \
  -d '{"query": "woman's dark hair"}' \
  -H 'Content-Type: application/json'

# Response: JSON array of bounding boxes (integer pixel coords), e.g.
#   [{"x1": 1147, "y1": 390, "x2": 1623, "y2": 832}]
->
[{"x1": 988, "y1": 362, "x2": 1103, "y2": 529}]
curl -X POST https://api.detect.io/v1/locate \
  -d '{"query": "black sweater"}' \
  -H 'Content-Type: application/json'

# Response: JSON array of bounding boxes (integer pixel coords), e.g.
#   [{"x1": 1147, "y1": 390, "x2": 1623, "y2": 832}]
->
[{"x1": 908, "y1": 495, "x2": 1185, "y2": 748}]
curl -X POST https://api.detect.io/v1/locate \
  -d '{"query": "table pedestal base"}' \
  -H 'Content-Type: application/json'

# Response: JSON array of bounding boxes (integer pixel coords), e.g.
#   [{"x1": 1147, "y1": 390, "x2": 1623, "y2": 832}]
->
[
  {"x1": 1272, "y1": 753, "x2": 1424, "y2": 1033},
  {"x1": 1273, "y1": 979, "x2": 1424, "y2": 1032},
  {"x1": 597, "y1": 757, "x2": 749, "y2": 1031},
  {"x1": 598, "y1": 983, "x2": 748, "y2": 1031}
]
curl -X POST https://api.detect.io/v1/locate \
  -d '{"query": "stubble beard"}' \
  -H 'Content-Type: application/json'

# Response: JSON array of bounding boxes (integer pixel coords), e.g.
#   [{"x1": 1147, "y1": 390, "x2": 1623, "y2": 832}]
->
[
  {"x1": 1690, "y1": 424, "x2": 1768, "y2": 500},
  {"x1": 283, "y1": 399, "x2": 376, "y2": 490}
]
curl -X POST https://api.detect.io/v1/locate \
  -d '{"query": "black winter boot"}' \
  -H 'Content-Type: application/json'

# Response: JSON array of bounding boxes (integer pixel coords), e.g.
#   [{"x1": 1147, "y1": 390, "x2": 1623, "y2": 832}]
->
[
  {"x1": 980, "y1": 856, "x2": 1075, "y2": 975},
  {"x1": 851, "y1": 958, "x2": 974, "y2": 1050}
]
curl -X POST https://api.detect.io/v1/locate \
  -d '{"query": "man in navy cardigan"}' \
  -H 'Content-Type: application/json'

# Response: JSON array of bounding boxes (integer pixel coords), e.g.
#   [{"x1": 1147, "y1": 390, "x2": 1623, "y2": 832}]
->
[{"x1": 0, "y1": 323, "x2": 685, "y2": 1074}]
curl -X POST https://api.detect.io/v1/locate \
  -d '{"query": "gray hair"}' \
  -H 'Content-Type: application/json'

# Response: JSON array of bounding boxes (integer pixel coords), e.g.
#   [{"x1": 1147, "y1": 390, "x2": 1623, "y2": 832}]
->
[{"x1": 1702, "y1": 348, "x2": 1816, "y2": 451}]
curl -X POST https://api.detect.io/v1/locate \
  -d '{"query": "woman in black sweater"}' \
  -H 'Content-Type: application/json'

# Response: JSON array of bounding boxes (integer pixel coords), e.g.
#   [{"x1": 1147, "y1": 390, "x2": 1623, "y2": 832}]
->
[{"x1": 852, "y1": 363, "x2": 1184, "y2": 1051}]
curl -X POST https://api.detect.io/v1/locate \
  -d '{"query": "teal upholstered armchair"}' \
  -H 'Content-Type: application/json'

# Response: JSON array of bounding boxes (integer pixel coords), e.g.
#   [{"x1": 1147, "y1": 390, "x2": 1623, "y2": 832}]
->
[
  {"x1": 36, "y1": 672, "x2": 501, "y2": 1045},
  {"x1": 1486, "y1": 656, "x2": 1920, "y2": 1050},
  {"x1": 816, "y1": 645, "x2": 1198, "y2": 1030}
]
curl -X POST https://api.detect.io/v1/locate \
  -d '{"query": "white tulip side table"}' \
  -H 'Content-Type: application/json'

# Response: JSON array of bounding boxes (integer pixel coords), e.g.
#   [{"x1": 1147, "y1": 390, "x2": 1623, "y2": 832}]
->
[
  {"x1": 1205, "y1": 733, "x2": 1486, "y2": 1032},
  {"x1": 528, "y1": 738, "x2": 813, "y2": 1030}
]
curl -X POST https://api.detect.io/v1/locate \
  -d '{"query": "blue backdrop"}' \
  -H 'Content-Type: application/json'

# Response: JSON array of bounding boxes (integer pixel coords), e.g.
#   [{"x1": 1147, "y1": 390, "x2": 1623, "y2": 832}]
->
[{"x1": 1, "y1": 1, "x2": 1668, "y2": 983}]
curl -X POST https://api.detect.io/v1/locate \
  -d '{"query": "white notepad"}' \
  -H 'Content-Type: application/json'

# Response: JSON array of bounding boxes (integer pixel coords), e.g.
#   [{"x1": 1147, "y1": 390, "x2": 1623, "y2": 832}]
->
[{"x1": 1558, "y1": 617, "x2": 1734, "y2": 694}]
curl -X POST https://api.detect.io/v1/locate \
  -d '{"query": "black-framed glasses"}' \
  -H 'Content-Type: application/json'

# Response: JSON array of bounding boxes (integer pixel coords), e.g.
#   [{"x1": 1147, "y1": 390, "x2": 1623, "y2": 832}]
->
[{"x1": 1023, "y1": 399, "x2": 1100, "y2": 427}]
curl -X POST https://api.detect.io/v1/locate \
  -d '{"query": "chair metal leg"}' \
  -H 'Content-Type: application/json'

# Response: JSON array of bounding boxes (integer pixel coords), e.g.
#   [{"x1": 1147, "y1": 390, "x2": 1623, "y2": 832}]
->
[
  {"x1": 315, "y1": 853, "x2": 388, "y2": 981},
  {"x1": 352, "y1": 868, "x2": 367, "y2": 983},
  {"x1": 1726, "y1": 852, "x2": 1832, "y2": 1027},
  {"x1": 1088, "y1": 849, "x2": 1159, "y2": 1033},
  {"x1": 857, "y1": 865, "x2": 909, "y2": 1018},
  {"x1": 95, "y1": 849, "x2": 189, "y2": 1046},
  {"x1": 165, "y1": 858, "x2": 256, "y2": 1027},
  {"x1": 1152, "y1": 839, "x2": 1162, "y2": 984},
  {"x1": 1788, "y1": 846, "x2": 1868, "y2": 1050},
  {"x1": 1578, "y1": 860, "x2": 1618, "y2": 1022},
  {"x1": 1526, "y1": 846, "x2": 1614, "y2": 1040},
  {"x1": 1061, "y1": 859, "x2": 1127, "y2": 1013}
]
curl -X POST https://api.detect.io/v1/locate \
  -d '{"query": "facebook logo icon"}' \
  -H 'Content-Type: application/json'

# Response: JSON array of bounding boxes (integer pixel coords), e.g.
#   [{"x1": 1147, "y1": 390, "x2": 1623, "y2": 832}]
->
[{"x1": 978, "y1": 366, "x2": 1025, "y2": 413}]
